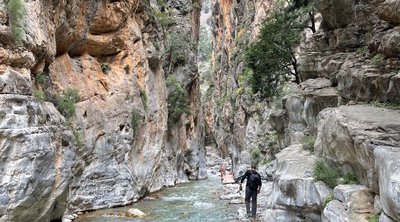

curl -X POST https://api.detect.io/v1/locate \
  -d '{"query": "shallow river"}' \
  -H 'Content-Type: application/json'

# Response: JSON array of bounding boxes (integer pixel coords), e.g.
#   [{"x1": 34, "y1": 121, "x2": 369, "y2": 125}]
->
[{"x1": 75, "y1": 178, "x2": 239, "y2": 222}]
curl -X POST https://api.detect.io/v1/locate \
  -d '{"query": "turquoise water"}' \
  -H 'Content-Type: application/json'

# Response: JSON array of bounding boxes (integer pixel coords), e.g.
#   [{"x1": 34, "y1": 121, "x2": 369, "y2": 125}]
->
[{"x1": 75, "y1": 178, "x2": 239, "y2": 222}]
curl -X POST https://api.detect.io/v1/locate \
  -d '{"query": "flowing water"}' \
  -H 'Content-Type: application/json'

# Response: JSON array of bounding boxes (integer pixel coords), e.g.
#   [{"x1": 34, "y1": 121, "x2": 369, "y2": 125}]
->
[{"x1": 75, "y1": 178, "x2": 239, "y2": 222}]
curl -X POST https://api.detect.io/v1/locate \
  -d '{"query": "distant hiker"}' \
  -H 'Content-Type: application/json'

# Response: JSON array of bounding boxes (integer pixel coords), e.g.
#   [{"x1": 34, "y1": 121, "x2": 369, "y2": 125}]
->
[
  {"x1": 239, "y1": 164, "x2": 262, "y2": 218},
  {"x1": 219, "y1": 162, "x2": 226, "y2": 182}
]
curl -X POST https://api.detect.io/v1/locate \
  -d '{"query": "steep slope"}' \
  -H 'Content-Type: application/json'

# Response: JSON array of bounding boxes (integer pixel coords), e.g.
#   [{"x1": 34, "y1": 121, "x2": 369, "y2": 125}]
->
[{"x1": 0, "y1": 0, "x2": 202, "y2": 221}]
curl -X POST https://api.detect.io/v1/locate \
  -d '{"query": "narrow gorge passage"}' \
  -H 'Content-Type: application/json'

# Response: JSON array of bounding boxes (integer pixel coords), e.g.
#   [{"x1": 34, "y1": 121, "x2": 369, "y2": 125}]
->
[{"x1": 1, "y1": 0, "x2": 400, "y2": 222}]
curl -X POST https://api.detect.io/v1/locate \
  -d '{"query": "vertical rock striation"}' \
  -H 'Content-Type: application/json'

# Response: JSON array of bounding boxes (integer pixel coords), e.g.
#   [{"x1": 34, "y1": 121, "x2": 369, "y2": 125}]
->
[
  {"x1": 0, "y1": 0, "x2": 202, "y2": 220},
  {"x1": 205, "y1": 0, "x2": 277, "y2": 172}
]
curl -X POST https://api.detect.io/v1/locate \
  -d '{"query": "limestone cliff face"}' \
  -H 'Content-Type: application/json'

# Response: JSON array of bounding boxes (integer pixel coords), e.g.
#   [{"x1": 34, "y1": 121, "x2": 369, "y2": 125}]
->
[
  {"x1": 0, "y1": 0, "x2": 202, "y2": 221},
  {"x1": 205, "y1": 0, "x2": 277, "y2": 170},
  {"x1": 209, "y1": 0, "x2": 400, "y2": 221}
]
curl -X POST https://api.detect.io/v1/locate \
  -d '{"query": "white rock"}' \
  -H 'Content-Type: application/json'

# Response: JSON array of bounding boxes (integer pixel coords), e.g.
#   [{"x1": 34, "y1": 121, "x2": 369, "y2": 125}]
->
[
  {"x1": 126, "y1": 208, "x2": 147, "y2": 218},
  {"x1": 333, "y1": 184, "x2": 369, "y2": 203},
  {"x1": 375, "y1": 146, "x2": 400, "y2": 221}
]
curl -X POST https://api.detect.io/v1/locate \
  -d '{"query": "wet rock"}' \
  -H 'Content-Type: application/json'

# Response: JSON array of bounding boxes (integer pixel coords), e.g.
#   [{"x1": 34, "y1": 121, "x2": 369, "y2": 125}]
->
[{"x1": 126, "y1": 208, "x2": 147, "y2": 218}]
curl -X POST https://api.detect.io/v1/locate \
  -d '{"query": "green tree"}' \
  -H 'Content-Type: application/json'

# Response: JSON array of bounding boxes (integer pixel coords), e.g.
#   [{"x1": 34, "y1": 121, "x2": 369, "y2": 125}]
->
[
  {"x1": 7, "y1": 0, "x2": 26, "y2": 43},
  {"x1": 166, "y1": 75, "x2": 190, "y2": 122},
  {"x1": 245, "y1": 1, "x2": 314, "y2": 99}
]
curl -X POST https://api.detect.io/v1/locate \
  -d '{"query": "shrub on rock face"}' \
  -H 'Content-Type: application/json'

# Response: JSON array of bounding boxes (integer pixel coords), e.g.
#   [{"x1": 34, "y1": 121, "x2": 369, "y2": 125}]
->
[
  {"x1": 302, "y1": 135, "x2": 316, "y2": 153},
  {"x1": 313, "y1": 160, "x2": 340, "y2": 188},
  {"x1": 166, "y1": 75, "x2": 190, "y2": 122},
  {"x1": 56, "y1": 88, "x2": 81, "y2": 120},
  {"x1": 7, "y1": 0, "x2": 26, "y2": 43},
  {"x1": 343, "y1": 172, "x2": 358, "y2": 184}
]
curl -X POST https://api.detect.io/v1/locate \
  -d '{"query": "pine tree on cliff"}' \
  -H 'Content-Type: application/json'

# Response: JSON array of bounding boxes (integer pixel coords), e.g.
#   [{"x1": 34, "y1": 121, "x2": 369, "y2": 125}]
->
[{"x1": 245, "y1": 0, "x2": 315, "y2": 99}]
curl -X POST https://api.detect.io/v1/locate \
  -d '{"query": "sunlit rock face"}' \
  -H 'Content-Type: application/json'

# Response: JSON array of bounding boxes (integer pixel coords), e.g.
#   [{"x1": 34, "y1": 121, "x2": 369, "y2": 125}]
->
[{"x1": 0, "y1": 0, "x2": 202, "y2": 219}]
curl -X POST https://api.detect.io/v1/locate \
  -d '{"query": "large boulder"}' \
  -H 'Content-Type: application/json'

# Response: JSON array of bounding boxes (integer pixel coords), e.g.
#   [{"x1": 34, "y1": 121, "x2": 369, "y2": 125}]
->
[
  {"x1": 0, "y1": 95, "x2": 75, "y2": 222},
  {"x1": 315, "y1": 105, "x2": 400, "y2": 192},
  {"x1": 374, "y1": 146, "x2": 400, "y2": 221},
  {"x1": 267, "y1": 144, "x2": 331, "y2": 220}
]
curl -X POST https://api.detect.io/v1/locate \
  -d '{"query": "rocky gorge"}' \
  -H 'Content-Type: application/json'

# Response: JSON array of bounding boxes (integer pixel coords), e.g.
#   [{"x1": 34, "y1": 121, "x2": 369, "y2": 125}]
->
[{"x1": 0, "y1": 0, "x2": 399, "y2": 222}]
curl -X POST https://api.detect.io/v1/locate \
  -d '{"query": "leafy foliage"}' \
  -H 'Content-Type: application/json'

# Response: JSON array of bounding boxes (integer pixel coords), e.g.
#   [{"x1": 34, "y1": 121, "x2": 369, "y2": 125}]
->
[
  {"x1": 7, "y1": 0, "x2": 26, "y2": 43},
  {"x1": 313, "y1": 160, "x2": 340, "y2": 188},
  {"x1": 302, "y1": 135, "x2": 316, "y2": 153},
  {"x1": 367, "y1": 214, "x2": 380, "y2": 222},
  {"x1": 370, "y1": 54, "x2": 384, "y2": 66},
  {"x1": 322, "y1": 194, "x2": 335, "y2": 208},
  {"x1": 167, "y1": 33, "x2": 190, "y2": 66},
  {"x1": 154, "y1": 11, "x2": 175, "y2": 26},
  {"x1": 33, "y1": 90, "x2": 45, "y2": 101},
  {"x1": 166, "y1": 75, "x2": 190, "y2": 122},
  {"x1": 56, "y1": 88, "x2": 81, "y2": 119},
  {"x1": 131, "y1": 110, "x2": 142, "y2": 132},
  {"x1": 192, "y1": 2, "x2": 201, "y2": 10},
  {"x1": 343, "y1": 172, "x2": 358, "y2": 184},
  {"x1": 245, "y1": 1, "x2": 313, "y2": 99},
  {"x1": 250, "y1": 147, "x2": 262, "y2": 166},
  {"x1": 35, "y1": 72, "x2": 47, "y2": 85},
  {"x1": 101, "y1": 63, "x2": 110, "y2": 74}
]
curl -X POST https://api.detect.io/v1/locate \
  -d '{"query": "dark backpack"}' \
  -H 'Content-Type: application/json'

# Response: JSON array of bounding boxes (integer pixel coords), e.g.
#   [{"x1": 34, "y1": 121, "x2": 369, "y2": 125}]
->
[{"x1": 249, "y1": 171, "x2": 260, "y2": 190}]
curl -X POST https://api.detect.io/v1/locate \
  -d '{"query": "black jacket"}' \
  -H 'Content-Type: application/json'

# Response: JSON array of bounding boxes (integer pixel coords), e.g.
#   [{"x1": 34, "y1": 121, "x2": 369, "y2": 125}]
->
[{"x1": 241, "y1": 169, "x2": 262, "y2": 189}]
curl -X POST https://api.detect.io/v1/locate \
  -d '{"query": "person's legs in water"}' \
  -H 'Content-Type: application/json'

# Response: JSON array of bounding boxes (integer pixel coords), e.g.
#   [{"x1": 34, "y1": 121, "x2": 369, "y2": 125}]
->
[
  {"x1": 251, "y1": 189, "x2": 258, "y2": 217},
  {"x1": 245, "y1": 186, "x2": 251, "y2": 216}
]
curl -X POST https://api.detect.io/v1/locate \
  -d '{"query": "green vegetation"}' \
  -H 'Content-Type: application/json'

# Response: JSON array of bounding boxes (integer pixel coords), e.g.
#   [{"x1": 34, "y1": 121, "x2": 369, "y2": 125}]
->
[
  {"x1": 131, "y1": 110, "x2": 142, "y2": 132},
  {"x1": 35, "y1": 72, "x2": 46, "y2": 85},
  {"x1": 184, "y1": 149, "x2": 193, "y2": 162},
  {"x1": 192, "y1": 2, "x2": 201, "y2": 10},
  {"x1": 267, "y1": 134, "x2": 278, "y2": 147},
  {"x1": 343, "y1": 172, "x2": 358, "y2": 184},
  {"x1": 367, "y1": 214, "x2": 380, "y2": 222},
  {"x1": 7, "y1": 0, "x2": 26, "y2": 43},
  {"x1": 236, "y1": 68, "x2": 253, "y2": 96},
  {"x1": 101, "y1": 63, "x2": 110, "y2": 74},
  {"x1": 33, "y1": 90, "x2": 45, "y2": 101},
  {"x1": 166, "y1": 75, "x2": 190, "y2": 122},
  {"x1": 154, "y1": 11, "x2": 175, "y2": 26},
  {"x1": 167, "y1": 33, "x2": 190, "y2": 66},
  {"x1": 56, "y1": 88, "x2": 81, "y2": 119},
  {"x1": 302, "y1": 135, "x2": 316, "y2": 153},
  {"x1": 370, "y1": 54, "x2": 384, "y2": 66},
  {"x1": 356, "y1": 46, "x2": 368, "y2": 56},
  {"x1": 245, "y1": 0, "x2": 314, "y2": 99},
  {"x1": 140, "y1": 89, "x2": 148, "y2": 111},
  {"x1": 250, "y1": 147, "x2": 262, "y2": 166},
  {"x1": 72, "y1": 128, "x2": 84, "y2": 150},
  {"x1": 322, "y1": 194, "x2": 335, "y2": 208},
  {"x1": 313, "y1": 160, "x2": 340, "y2": 188},
  {"x1": 154, "y1": 42, "x2": 161, "y2": 51},
  {"x1": 369, "y1": 101, "x2": 400, "y2": 110}
]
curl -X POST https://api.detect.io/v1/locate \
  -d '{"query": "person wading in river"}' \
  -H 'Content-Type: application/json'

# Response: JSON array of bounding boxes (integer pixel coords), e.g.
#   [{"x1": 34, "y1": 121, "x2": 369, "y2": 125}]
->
[{"x1": 239, "y1": 164, "x2": 262, "y2": 218}]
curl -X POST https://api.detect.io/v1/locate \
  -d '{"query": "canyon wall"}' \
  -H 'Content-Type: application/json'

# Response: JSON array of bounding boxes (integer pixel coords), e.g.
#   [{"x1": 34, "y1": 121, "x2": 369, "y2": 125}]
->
[
  {"x1": 0, "y1": 0, "x2": 203, "y2": 221},
  {"x1": 209, "y1": 0, "x2": 400, "y2": 221}
]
